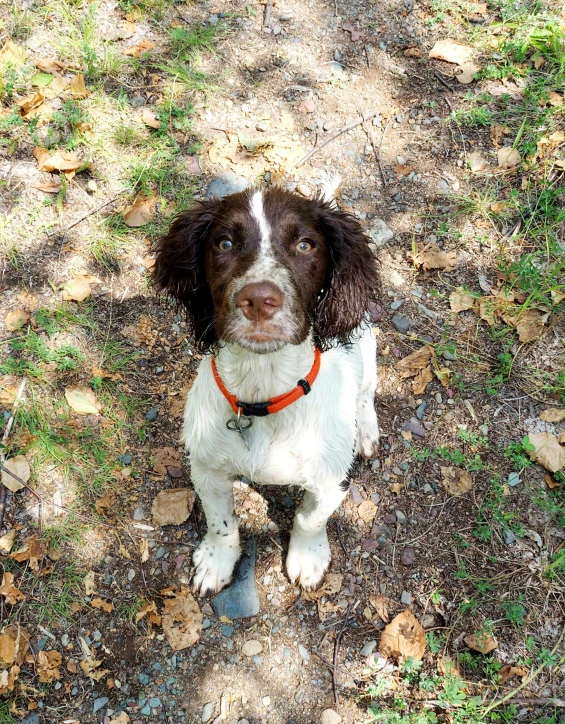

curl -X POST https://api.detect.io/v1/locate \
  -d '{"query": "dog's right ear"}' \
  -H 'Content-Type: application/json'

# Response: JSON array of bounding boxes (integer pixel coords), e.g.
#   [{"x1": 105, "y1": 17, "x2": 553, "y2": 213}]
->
[{"x1": 152, "y1": 202, "x2": 217, "y2": 352}]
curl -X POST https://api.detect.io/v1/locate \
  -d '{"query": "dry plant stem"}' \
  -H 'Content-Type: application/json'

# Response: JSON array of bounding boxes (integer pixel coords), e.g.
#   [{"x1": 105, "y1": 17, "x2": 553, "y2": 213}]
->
[
  {"x1": 483, "y1": 621, "x2": 565, "y2": 716},
  {"x1": 333, "y1": 602, "x2": 352, "y2": 704},
  {"x1": 263, "y1": 0, "x2": 273, "y2": 27},
  {"x1": 0, "y1": 377, "x2": 28, "y2": 532},
  {"x1": 295, "y1": 109, "x2": 381, "y2": 167},
  {"x1": 434, "y1": 70, "x2": 454, "y2": 91},
  {"x1": 47, "y1": 191, "x2": 125, "y2": 237},
  {"x1": 506, "y1": 697, "x2": 565, "y2": 708}
]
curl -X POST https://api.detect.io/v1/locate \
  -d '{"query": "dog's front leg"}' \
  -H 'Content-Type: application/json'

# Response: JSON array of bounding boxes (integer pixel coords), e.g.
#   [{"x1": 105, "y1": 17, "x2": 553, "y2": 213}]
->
[
  {"x1": 287, "y1": 478, "x2": 348, "y2": 590},
  {"x1": 191, "y1": 458, "x2": 241, "y2": 595}
]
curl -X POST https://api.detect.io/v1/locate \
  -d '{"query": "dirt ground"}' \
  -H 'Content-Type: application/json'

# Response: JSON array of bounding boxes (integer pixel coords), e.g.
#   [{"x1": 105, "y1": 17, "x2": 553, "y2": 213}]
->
[{"x1": 1, "y1": 0, "x2": 564, "y2": 723}]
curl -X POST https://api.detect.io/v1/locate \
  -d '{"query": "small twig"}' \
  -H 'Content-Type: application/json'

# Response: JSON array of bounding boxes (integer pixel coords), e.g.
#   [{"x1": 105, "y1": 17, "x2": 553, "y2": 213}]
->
[
  {"x1": 263, "y1": 0, "x2": 273, "y2": 28},
  {"x1": 332, "y1": 602, "x2": 352, "y2": 704},
  {"x1": 334, "y1": 519, "x2": 348, "y2": 557},
  {"x1": 295, "y1": 109, "x2": 381, "y2": 168},
  {"x1": 376, "y1": 117, "x2": 393, "y2": 188},
  {"x1": 364, "y1": 44, "x2": 371, "y2": 69},
  {"x1": 505, "y1": 698, "x2": 565, "y2": 708},
  {"x1": 47, "y1": 191, "x2": 125, "y2": 237},
  {"x1": 434, "y1": 70, "x2": 454, "y2": 92},
  {"x1": 0, "y1": 378, "x2": 28, "y2": 533},
  {"x1": 313, "y1": 650, "x2": 335, "y2": 670}
]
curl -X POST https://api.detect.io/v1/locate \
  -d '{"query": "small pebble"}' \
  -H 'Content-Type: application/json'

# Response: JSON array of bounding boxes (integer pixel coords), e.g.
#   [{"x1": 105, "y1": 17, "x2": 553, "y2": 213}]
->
[
  {"x1": 390, "y1": 300, "x2": 404, "y2": 311},
  {"x1": 504, "y1": 529, "x2": 516, "y2": 545},
  {"x1": 391, "y1": 314, "x2": 410, "y2": 333},
  {"x1": 221, "y1": 624, "x2": 234, "y2": 638},
  {"x1": 400, "y1": 591, "x2": 412, "y2": 605},
  {"x1": 262, "y1": 696, "x2": 271, "y2": 707},
  {"x1": 360, "y1": 640, "x2": 377, "y2": 656},
  {"x1": 321, "y1": 709, "x2": 342, "y2": 724},
  {"x1": 508, "y1": 472, "x2": 521, "y2": 487},
  {"x1": 93, "y1": 697, "x2": 109, "y2": 713},
  {"x1": 241, "y1": 639, "x2": 263, "y2": 657},
  {"x1": 145, "y1": 405, "x2": 159, "y2": 421},
  {"x1": 298, "y1": 644, "x2": 310, "y2": 661},
  {"x1": 201, "y1": 702, "x2": 214, "y2": 722},
  {"x1": 133, "y1": 506, "x2": 144, "y2": 521},
  {"x1": 400, "y1": 547, "x2": 415, "y2": 565}
]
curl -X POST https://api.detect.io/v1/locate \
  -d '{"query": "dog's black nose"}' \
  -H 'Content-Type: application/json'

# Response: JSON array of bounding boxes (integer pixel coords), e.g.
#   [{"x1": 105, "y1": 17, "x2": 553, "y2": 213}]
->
[{"x1": 235, "y1": 282, "x2": 283, "y2": 322}]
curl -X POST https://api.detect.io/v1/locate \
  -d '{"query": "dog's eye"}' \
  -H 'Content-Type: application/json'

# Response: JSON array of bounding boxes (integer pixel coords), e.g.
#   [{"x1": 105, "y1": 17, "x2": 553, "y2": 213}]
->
[
  {"x1": 217, "y1": 238, "x2": 233, "y2": 251},
  {"x1": 296, "y1": 239, "x2": 313, "y2": 253}
]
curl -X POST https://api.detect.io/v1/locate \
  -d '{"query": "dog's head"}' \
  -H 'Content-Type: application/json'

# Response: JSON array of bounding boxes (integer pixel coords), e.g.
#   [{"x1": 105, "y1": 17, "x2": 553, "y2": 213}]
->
[{"x1": 153, "y1": 187, "x2": 379, "y2": 354}]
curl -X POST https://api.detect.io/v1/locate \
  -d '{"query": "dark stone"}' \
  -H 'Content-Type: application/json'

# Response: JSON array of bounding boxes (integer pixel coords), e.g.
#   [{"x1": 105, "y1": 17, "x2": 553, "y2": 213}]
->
[
  {"x1": 400, "y1": 546, "x2": 415, "y2": 565},
  {"x1": 213, "y1": 539, "x2": 260, "y2": 619},
  {"x1": 145, "y1": 405, "x2": 159, "y2": 421},
  {"x1": 168, "y1": 466, "x2": 183, "y2": 478},
  {"x1": 402, "y1": 417, "x2": 426, "y2": 439},
  {"x1": 415, "y1": 401, "x2": 427, "y2": 420},
  {"x1": 391, "y1": 314, "x2": 411, "y2": 333},
  {"x1": 205, "y1": 171, "x2": 250, "y2": 200},
  {"x1": 120, "y1": 453, "x2": 133, "y2": 465},
  {"x1": 368, "y1": 301, "x2": 385, "y2": 322}
]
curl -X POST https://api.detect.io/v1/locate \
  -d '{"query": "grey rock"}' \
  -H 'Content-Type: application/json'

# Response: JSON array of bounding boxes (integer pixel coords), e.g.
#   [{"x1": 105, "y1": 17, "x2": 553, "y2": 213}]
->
[
  {"x1": 391, "y1": 314, "x2": 411, "y2": 333},
  {"x1": 402, "y1": 417, "x2": 426, "y2": 439},
  {"x1": 395, "y1": 510, "x2": 406, "y2": 523},
  {"x1": 367, "y1": 219, "x2": 394, "y2": 247},
  {"x1": 241, "y1": 639, "x2": 263, "y2": 656},
  {"x1": 508, "y1": 472, "x2": 521, "y2": 487},
  {"x1": 128, "y1": 568, "x2": 135, "y2": 581},
  {"x1": 205, "y1": 171, "x2": 250, "y2": 200},
  {"x1": 390, "y1": 300, "x2": 404, "y2": 311},
  {"x1": 93, "y1": 697, "x2": 109, "y2": 713},
  {"x1": 422, "y1": 483, "x2": 433, "y2": 494},
  {"x1": 298, "y1": 644, "x2": 310, "y2": 660},
  {"x1": 120, "y1": 453, "x2": 133, "y2": 465},
  {"x1": 442, "y1": 350, "x2": 456, "y2": 361},
  {"x1": 438, "y1": 178, "x2": 449, "y2": 192},
  {"x1": 421, "y1": 613, "x2": 435, "y2": 629},
  {"x1": 400, "y1": 546, "x2": 415, "y2": 565},
  {"x1": 435, "y1": 393, "x2": 443, "y2": 404},
  {"x1": 504, "y1": 529, "x2": 516, "y2": 545},
  {"x1": 130, "y1": 95, "x2": 145, "y2": 107},
  {"x1": 360, "y1": 640, "x2": 377, "y2": 656},
  {"x1": 61, "y1": 633, "x2": 69, "y2": 646},
  {"x1": 133, "y1": 506, "x2": 144, "y2": 521},
  {"x1": 208, "y1": 14, "x2": 219, "y2": 24},
  {"x1": 213, "y1": 539, "x2": 260, "y2": 618},
  {"x1": 400, "y1": 591, "x2": 412, "y2": 605},
  {"x1": 256, "y1": 121, "x2": 269, "y2": 132},
  {"x1": 321, "y1": 709, "x2": 342, "y2": 724},
  {"x1": 145, "y1": 405, "x2": 159, "y2": 421},
  {"x1": 221, "y1": 624, "x2": 234, "y2": 638},
  {"x1": 415, "y1": 401, "x2": 427, "y2": 420},
  {"x1": 329, "y1": 61, "x2": 347, "y2": 79},
  {"x1": 22, "y1": 716, "x2": 40, "y2": 724},
  {"x1": 349, "y1": 484, "x2": 365, "y2": 506},
  {"x1": 202, "y1": 702, "x2": 214, "y2": 722}
]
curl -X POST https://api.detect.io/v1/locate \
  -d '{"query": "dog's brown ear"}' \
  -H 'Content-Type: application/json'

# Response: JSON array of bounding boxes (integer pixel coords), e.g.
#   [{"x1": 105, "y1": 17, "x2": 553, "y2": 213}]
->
[
  {"x1": 152, "y1": 202, "x2": 217, "y2": 352},
  {"x1": 312, "y1": 202, "x2": 380, "y2": 349}
]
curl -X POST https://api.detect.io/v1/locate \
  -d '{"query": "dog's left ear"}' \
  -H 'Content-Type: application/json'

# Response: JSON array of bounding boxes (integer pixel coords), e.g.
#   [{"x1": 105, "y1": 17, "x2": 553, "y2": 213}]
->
[{"x1": 312, "y1": 202, "x2": 380, "y2": 347}]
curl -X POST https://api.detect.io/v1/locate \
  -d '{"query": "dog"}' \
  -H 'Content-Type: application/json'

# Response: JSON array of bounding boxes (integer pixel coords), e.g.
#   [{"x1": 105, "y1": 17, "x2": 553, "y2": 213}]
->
[{"x1": 153, "y1": 178, "x2": 380, "y2": 594}]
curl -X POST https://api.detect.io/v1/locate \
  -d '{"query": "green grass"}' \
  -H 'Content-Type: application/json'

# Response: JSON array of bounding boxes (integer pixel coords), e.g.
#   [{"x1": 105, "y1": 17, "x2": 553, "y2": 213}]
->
[{"x1": 28, "y1": 561, "x2": 83, "y2": 624}]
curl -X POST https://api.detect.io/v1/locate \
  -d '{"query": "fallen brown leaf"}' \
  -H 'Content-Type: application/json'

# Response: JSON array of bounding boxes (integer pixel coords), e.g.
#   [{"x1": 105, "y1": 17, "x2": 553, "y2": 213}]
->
[
  {"x1": 109, "y1": 712, "x2": 131, "y2": 724},
  {"x1": 435, "y1": 367, "x2": 451, "y2": 387},
  {"x1": 545, "y1": 473, "x2": 559, "y2": 490},
  {"x1": 10, "y1": 536, "x2": 43, "y2": 572},
  {"x1": 450, "y1": 288, "x2": 475, "y2": 313},
  {"x1": 0, "y1": 376, "x2": 21, "y2": 407},
  {"x1": 30, "y1": 181, "x2": 62, "y2": 194},
  {"x1": 440, "y1": 467, "x2": 473, "y2": 496},
  {"x1": 395, "y1": 346, "x2": 433, "y2": 379},
  {"x1": 140, "y1": 538, "x2": 149, "y2": 563},
  {"x1": 152, "y1": 488, "x2": 194, "y2": 526},
  {"x1": 464, "y1": 632, "x2": 497, "y2": 654},
  {"x1": 17, "y1": 92, "x2": 45, "y2": 119},
  {"x1": 540, "y1": 408, "x2": 565, "y2": 423},
  {"x1": 527, "y1": 432, "x2": 565, "y2": 473},
  {"x1": 413, "y1": 243, "x2": 457, "y2": 271},
  {"x1": 413, "y1": 365, "x2": 434, "y2": 395},
  {"x1": 61, "y1": 272, "x2": 96, "y2": 302},
  {"x1": 142, "y1": 109, "x2": 160, "y2": 129},
  {"x1": 497, "y1": 146, "x2": 521, "y2": 169},
  {"x1": 468, "y1": 151, "x2": 488, "y2": 172},
  {"x1": 0, "y1": 530, "x2": 16, "y2": 553},
  {"x1": 369, "y1": 594, "x2": 390, "y2": 623},
  {"x1": 317, "y1": 600, "x2": 340, "y2": 622},
  {"x1": 548, "y1": 91, "x2": 563, "y2": 106},
  {"x1": 379, "y1": 610, "x2": 426, "y2": 660},
  {"x1": 490, "y1": 124, "x2": 511, "y2": 147},
  {"x1": 69, "y1": 73, "x2": 89, "y2": 98},
  {"x1": 456, "y1": 63, "x2": 480, "y2": 84},
  {"x1": 429, "y1": 39, "x2": 473, "y2": 65},
  {"x1": 91, "y1": 598, "x2": 114, "y2": 613},
  {"x1": 123, "y1": 39, "x2": 155, "y2": 57},
  {"x1": 162, "y1": 588, "x2": 202, "y2": 651},
  {"x1": 499, "y1": 664, "x2": 528, "y2": 685},
  {"x1": 37, "y1": 650, "x2": 62, "y2": 683},
  {"x1": 0, "y1": 40, "x2": 26, "y2": 67},
  {"x1": 33, "y1": 147, "x2": 89, "y2": 174},
  {"x1": 358, "y1": 500, "x2": 377, "y2": 523},
  {"x1": 1, "y1": 455, "x2": 30, "y2": 492},
  {"x1": 83, "y1": 571, "x2": 96, "y2": 596},
  {"x1": 0, "y1": 572, "x2": 24, "y2": 604},
  {"x1": 303, "y1": 573, "x2": 343, "y2": 601},
  {"x1": 404, "y1": 47, "x2": 423, "y2": 58},
  {"x1": 80, "y1": 658, "x2": 110, "y2": 681},
  {"x1": 0, "y1": 624, "x2": 30, "y2": 667},
  {"x1": 123, "y1": 193, "x2": 158, "y2": 227},
  {"x1": 91, "y1": 366, "x2": 121, "y2": 382},
  {"x1": 153, "y1": 446, "x2": 183, "y2": 476},
  {"x1": 512, "y1": 308, "x2": 547, "y2": 343},
  {"x1": 65, "y1": 386, "x2": 102, "y2": 415},
  {"x1": 342, "y1": 21, "x2": 366, "y2": 41},
  {"x1": 136, "y1": 599, "x2": 162, "y2": 626}
]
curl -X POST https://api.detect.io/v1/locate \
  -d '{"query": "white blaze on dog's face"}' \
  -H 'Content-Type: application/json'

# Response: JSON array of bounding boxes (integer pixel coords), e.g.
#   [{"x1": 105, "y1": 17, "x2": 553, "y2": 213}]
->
[{"x1": 153, "y1": 186, "x2": 380, "y2": 354}]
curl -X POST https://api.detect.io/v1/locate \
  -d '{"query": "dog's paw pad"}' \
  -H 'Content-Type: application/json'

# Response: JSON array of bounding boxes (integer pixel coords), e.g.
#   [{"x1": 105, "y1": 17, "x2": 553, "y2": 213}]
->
[
  {"x1": 192, "y1": 536, "x2": 241, "y2": 595},
  {"x1": 286, "y1": 534, "x2": 331, "y2": 591}
]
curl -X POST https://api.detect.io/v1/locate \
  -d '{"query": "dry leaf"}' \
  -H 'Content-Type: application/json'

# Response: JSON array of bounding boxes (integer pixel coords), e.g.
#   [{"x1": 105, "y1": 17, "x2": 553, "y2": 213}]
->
[
  {"x1": 414, "y1": 244, "x2": 457, "y2": 271},
  {"x1": 62, "y1": 273, "x2": 93, "y2": 302},
  {"x1": 0, "y1": 377, "x2": 21, "y2": 407},
  {"x1": 499, "y1": 664, "x2": 528, "y2": 685},
  {"x1": 136, "y1": 599, "x2": 162, "y2": 626},
  {"x1": 91, "y1": 598, "x2": 114, "y2": 613},
  {"x1": 490, "y1": 124, "x2": 511, "y2": 147},
  {"x1": 10, "y1": 536, "x2": 43, "y2": 572},
  {"x1": 69, "y1": 73, "x2": 89, "y2": 98},
  {"x1": 527, "y1": 432, "x2": 565, "y2": 473},
  {"x1": 1, "y1": 455, "x2": 30, "y2": 492},
  {"x1": 464, "y1": 632, "x2": 497, "y2": 654},
  {"x1": 342, "y1": 21, "x2": 366, "y2": 41},
  {"x1": 0, "y1": 665, "x2": 20, "y2": 695},
  {"x1": 65, "y1": 386, "x2": 102, "y2": 415},
  {"x1": 550, "y1": 290, "x2": 565, "y2": 305},
  {"x1": 540, "y1": 409, "x2": 565, "y2": 423},
  {"x1": 33, "y1": 147, "x2": 89, "y2": 174},
  {"x1": 378, "y1": 610, "x2": 426, "y2": 661},
  {"x1": 302, "y1": 573, "x2": 343, "y2": 601},
  {"x1": 456, "y1": 63, "x2": 480, "y2": 84},
  {"x1": 140, "y1": 538, "x2": 149, "y2": 563},
  {"x1": 94, "y1": 493, "x2": 115, "y2": 516},
  {"x1": 80, "y1": 658, "x2": 110, "y2": 681},
  {"x1": 35, "y1": 57, "x2": 64, "y2": 75},
  {"x1": 110, "y1": 712, "x2": 131, "y2": 724},
  {"x1": 152, "y1": 488, "x2": 194, "y2": 526},
  {"x1": 0, "y1": 572, "x2": 25, "y2": 604},
  {"x1": 450, "y1": 288, "x2": 475, "y2": 313},
  {"x1": 298, "y1": 98, "x2": 315, "y2": 114},
  {"x1": 512, "y1": 308, "x2": 547, "y2": 342},
  {"x1": 497, "y1": 146, "x2": 521, "y2": 169},
  {"x1": 440, "y1": 467, "x2": 473, "y2": 496},
  {"x1": 162, "y1": 588, "x2": 202, "y2": 651},
  {"x1": 0, "y1": 530, "x2": 16, "y2": 554},
  {"x1": 123, "y1": 39, "x2": 155, "y2": 56},
  {"x1": 404, "y1": 47, "x2": 423, "y2": 58},
  {"x1": 468, "y1": 151, "x2": 488, "y2": 172},
  {"x1": 0, "y1": 39, "x2": 26, "y2": 67},
  {"x1": 317, "y1": 600, "x2": 340, "y2": 621},
  {"x1": 84, "y1": 571, "x2": 96, "y2": 595},
  {"x1": 548, "y1": 91, "x2": 563, "y2": 106},
  {"x1": 358, "y1": 500, "x2": 377, "y2": 523},
  {"x1": 37, "y1": 650, "x2": 62, "y2": 683},
  {"x1": 123, "y1": 193, "x2": 158, "y2": 227},
  {"x1": 395, "y1": 346, "x2": 433, "y2": 379},
  {"x1": 0, "y1": 625, "x2": 30, "y2": 667},
  {"x1": 30, "y1": 181, "x2": 62, "y2": 193},
  {"x1": 413, "y1": 366, "x2": 434, "y2": 395},
  {"x1": 152, "y1": 447, "x2": 183, "y2": 476},
  {"x1": 429, "y1": 39, "x2": 473, "y2": 65},
  {"x1": 390, "y1": 482, "x2": 403, "y2": 495},
  {"x1": 557, "y1": 431, "x2": 564, "y2": 445},
  {"x1": 370, "y1": 594, "x2": 390, "y2": 623},
  {"x1": 142, "y1": 109, "x2": 160, "y2": 129},
  {"x1": 545, "y1": 473, "x2": 559, "y2": 490}
]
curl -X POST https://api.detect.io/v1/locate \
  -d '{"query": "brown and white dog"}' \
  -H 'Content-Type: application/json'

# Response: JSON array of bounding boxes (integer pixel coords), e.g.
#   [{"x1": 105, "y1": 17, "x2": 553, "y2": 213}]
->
[{"x1": 153, "y1": 178, "x2": 380, "y2": 594}]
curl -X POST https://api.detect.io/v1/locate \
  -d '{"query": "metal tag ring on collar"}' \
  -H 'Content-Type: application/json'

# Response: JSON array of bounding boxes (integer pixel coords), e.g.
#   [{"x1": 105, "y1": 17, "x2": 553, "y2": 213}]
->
[{"x1": 226, "y1": 415, "x2": 252, "y2": 431}]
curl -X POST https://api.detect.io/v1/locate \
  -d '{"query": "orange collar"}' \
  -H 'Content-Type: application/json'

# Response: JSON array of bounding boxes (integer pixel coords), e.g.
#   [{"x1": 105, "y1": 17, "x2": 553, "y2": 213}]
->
[{"x1": 211, "y1": 348, "x2": 322, "y2": 417}]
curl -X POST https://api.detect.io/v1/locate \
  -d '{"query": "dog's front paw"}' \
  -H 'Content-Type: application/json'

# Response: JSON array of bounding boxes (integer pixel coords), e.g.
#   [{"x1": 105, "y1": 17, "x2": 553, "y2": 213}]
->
[
  {"x1": 192, "y1": 534, "x2": 241, "y2": 595},
  {"x1": 286, "y1": 531, "x2": 331, "y2": 590}
]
